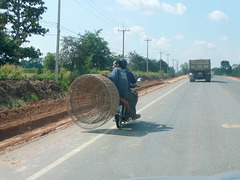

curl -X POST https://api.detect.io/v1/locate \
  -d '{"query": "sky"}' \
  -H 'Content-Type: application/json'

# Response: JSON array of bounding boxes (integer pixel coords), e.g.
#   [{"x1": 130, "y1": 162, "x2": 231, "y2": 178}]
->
[{"x1": 27, "y1": 0, "x2": 240, "y2": 68}]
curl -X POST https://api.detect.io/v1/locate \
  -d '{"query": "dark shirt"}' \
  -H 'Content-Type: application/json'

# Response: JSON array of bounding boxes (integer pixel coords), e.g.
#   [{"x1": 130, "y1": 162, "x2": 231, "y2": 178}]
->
[
  {"x1": 123, "y1": 69, "x2": 137, "y2": 89},
  {"x1": 109, "y1": 67, "x2": 129, "y2": 98}
]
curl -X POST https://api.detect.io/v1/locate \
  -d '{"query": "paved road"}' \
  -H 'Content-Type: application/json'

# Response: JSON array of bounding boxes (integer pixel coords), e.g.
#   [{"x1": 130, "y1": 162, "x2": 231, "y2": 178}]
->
[{"x1": 1, "y1": 76, "x2": 240, "y2": 180}]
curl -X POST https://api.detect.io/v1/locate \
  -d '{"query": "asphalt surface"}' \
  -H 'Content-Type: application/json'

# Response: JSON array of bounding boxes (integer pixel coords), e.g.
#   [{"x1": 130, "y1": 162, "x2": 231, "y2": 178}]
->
[{"x1": 1, "y1": 76, "x2": 240, "y2": 180}]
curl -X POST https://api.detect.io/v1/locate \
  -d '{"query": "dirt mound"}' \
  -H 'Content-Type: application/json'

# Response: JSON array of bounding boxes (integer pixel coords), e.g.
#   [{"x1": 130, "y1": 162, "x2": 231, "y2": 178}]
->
[
  {"x1": 0, "y1": 79, "x2": 65, "y2": 111},
  {"x1": 0, "y1": 79, "x2": 68, "y2": 152}
]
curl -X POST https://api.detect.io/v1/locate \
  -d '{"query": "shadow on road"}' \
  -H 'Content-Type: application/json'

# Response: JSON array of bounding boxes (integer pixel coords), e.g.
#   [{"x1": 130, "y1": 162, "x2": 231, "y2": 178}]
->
[
  {"x1": 210, "y1": 80, "x2": 228, "y2": 83},
  {"x1": 193, "y1": 80, "x2": 227, "y2": 83},
  {"x1": 85, "y1": 121, "x2": 173, "y2": 137}
]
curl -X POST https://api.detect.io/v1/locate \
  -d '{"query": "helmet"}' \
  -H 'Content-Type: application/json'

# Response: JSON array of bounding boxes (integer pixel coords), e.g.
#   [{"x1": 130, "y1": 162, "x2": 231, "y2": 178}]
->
[{"x1": 120, "y1": 58, "x2": 127, "y2": 69}]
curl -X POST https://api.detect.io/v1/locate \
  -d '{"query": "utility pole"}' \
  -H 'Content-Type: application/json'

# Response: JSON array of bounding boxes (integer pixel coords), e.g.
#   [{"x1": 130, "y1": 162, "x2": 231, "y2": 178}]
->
[
  {"x1": 118, "y1": 24, "x2": 130, "y2": 58},
  {"x1": 176, "y1": 60, "x2": 179, "y2": 73},
  {"x1": 172, "y1": 59, "x2": 176, "y2": 73},
  {"x1": 144, "y1": 37, "x2": 152, "y2": 72},
  {"x1": 55, "y1": 0, "x2": 60, "y2": 83},
  {"x1": 171, "y1": 59, "x2": 179, "y2": 73},
  {"x1": 158, "y1": 51, "x2": 164, "y2": 72},
  {"x1": 165, "y1": 53, "x2": 170, "y2": 75}
]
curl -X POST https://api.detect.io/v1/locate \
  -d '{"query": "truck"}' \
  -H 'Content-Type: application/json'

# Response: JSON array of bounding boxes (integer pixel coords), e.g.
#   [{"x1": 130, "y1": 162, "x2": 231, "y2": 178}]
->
[{"x1": 189, "y1": 59, "x2": 211, "y2": 82}]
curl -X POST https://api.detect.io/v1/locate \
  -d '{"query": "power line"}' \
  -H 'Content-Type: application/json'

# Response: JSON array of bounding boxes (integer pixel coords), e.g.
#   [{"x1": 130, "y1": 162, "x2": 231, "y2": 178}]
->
[
  {"x1": 149, "y1": 43, "x2": 158, "y2": 52},
  {"x1": 61, "y1": 25, "x2": 78, "y2": 35},
  {"x1": 45, "y1": 34, "x2": 57, "y2": 36},
  {"x1": 72, "y1": 0, "x2": 116, "y2": 28},
  {"x1": 40, "y1": 20, "x2": 78, "y2": 35},
  {"x1": 40, "y1": 20, "x2": 57, "y2": 26},
  {"x1": 109, "y1": 47, "x2": 122, "y2": 53},
  {"x1": 84, "y1": 0, "x2": 121, "y2": 26},
  {"x1": 89, "y1": 0, "x2": 122, "y2": 25}
]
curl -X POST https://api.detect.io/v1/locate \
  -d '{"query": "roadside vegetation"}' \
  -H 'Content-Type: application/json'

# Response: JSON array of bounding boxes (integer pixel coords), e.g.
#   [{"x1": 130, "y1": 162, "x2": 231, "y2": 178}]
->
[
  {"x1": 212, "y1": 60, "x2": 240, "y2": 77},
  {"x1": 1, "y1": 0, "x2": 239, "y2": 111},
  {"x1": 0, "y1": 1, "x2": 186, "y2": 87}
]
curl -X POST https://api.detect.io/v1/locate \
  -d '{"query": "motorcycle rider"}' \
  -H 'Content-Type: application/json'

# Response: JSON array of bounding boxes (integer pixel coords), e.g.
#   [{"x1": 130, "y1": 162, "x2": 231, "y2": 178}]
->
[
  {"x1": 120, "y1": 58, "x2": 141, "y2": 120},
  {"x1": 109, "y1": 60, "x2": 129, "y2": 99}
]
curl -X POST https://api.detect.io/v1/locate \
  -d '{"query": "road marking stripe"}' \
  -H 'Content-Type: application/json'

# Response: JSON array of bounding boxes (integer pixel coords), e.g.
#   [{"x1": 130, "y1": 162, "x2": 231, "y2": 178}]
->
[
  {"x1": 26, "y1": 128, "x2": 114, "y2": 180},
  {"x1": 26, "y1": 79, "x2": 187, "y2": 180},
  {"x1": 222, "y1": 124, "x2": 240, "y2": 128}
]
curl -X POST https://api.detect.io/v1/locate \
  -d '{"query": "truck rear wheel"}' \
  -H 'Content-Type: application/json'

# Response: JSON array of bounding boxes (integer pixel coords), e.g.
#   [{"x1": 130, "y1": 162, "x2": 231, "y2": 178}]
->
[{"x1": 205, "y1": 77, "x2": 211, "y2": 82}]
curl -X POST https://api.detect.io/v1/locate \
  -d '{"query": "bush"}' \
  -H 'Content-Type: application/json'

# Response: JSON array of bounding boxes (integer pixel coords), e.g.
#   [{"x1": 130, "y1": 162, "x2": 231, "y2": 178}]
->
[
  {"x1": 28, "y1": 93, "x2": 39, "y2": 101},
  {"x1": 0, "y1": 64, "x2": 24, "y2": 80},
  {"x1": 22, "y1": 93, "x2": 39, "y2": 102},
  {"x1": 98, "y1": 70, "x2": 171, "y2": 81},
  {"x1": 7, "y1": 98, "x2": 25, "y2": 109},
  {"x1": 99, "y1": 70, "x2": 110, "y2": 76},
  {"x1": 23, "y1": 68, "x2": 38, "y2": 73},
  {"x1": 58, "y1": 80, "x2": 69, "y2": 91},
  {"x1": 34, "y1": 70, "x2": 55, "y2": 80},
  {"x1": 132, "y1": 71, "x2": 167, "y2": 81},
  {"x1": 89, "y1": 68, "x2": 100, "y2": 74}
]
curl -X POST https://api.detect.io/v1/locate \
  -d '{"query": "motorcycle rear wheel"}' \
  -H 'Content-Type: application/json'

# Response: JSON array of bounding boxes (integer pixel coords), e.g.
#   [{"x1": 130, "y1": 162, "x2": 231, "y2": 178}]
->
[{"x1": 115, "y1": 114, "x2": 123, "y2": 129}]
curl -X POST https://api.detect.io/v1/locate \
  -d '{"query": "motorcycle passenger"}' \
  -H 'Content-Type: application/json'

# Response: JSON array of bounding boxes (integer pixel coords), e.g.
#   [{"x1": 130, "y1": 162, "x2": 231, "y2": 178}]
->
[
  {"x1": 120, "y1": 58, "x2": 141, "y2": 120},
  {"x1": 109, "y1": 60, "x2": 129, "y2": 99}
]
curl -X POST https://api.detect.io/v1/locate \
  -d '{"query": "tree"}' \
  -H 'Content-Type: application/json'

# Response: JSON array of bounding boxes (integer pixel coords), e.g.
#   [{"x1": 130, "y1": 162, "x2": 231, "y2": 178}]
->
[
  {"x1": 60, "y1": 30, "x2": 111, "y2": 72},
  {"x1": 211, "y1": 67, "x2": 221, "y2": 75},
  {"x1": 180, "y1": 62, "x2": 189, "y2": 75},
  {"x1": 0, "y1": 32, "x2": 20, "y2": 65},
  {"x1": 2, "y1": 0, "x2": 48, "y2": 42},
  {"x1": 0, "y1": 1, "x2": 8, "y2": 28},
  {"x1": 128, "y1": 51, "x2": 146, "y2": 71},
  {"x1": 159, "y1": 59, "x2": 168, "y2": 73},
  {"x1": 231, "y1": 64, "x2": 240, "y2": 77},
  {"x1": 127, "y1": 51, "x2": 169, "y2": 73},
  {"x1": 44, "y1": 53, "x2": 55, "y2": 71},
  {"x1": 60, "y1": 36, "x2": 78, "y2": 71},
  {"x1": 221, "y1": 60, "x2": 232, "y2": 74},
  {"x1": 148, "y1": 59, "x2": 160, "y2": 72},
  {"x1": 0, "y1": 0, "x2": 48, "y2": 64},
  {"x1": 20, "y1": 58, "x2": 43, "y2": 69},
  {"x1": 168, "y1": 67, "x2": 175, "y2": 75},
  {"x1": 0, "y1": 12, "x2": 20, "y2": 65},
  {"x1": 78, "y1": 29, "x2": 111, "y2": 70}
]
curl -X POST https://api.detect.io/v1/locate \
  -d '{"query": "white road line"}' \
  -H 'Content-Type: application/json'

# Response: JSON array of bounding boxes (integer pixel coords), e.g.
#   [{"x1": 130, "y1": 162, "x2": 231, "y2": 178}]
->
[
  {"x1": 26, "y1": 79, "x2": 187, "y2": 180},
  {"x1": 26, "y1": 129, "x2": 115, "y2": 180}
]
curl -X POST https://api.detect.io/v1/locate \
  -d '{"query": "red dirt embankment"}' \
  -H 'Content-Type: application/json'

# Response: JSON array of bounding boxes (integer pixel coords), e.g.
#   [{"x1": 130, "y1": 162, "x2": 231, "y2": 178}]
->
[{"x1": 0, "y1": 76, "x2": 187, "y2": 153}]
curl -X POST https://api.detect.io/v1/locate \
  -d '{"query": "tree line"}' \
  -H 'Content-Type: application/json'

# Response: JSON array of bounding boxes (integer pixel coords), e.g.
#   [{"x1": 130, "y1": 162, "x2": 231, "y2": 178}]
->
[
  {"x1": 212, "y1": 60, "x2": 240, "y2": 77},
  {"x1": 1, "y1": 0, "x2": 206, "y2": 86},
  {"x1": 0, "y1": 1, "x2": 176, "y2": 78}
]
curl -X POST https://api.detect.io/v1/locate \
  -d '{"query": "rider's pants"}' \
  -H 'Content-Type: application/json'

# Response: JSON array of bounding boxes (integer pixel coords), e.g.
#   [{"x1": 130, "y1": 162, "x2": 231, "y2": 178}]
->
[{"x1": 126, "y1": 90, "x2": 137, "y2": 117}]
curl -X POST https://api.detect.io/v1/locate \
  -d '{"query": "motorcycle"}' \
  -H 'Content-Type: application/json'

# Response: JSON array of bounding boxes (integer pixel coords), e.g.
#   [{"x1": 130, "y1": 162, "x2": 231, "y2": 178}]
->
[
  {"x1": 114, "y1": 83, "x2": 139, "y2": 129},
  {"x1": 115, "y1": 96, "x2": 131, "y2": 129}
]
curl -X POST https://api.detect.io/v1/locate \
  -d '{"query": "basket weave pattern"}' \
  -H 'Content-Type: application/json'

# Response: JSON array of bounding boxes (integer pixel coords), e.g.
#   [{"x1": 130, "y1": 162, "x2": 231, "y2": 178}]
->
[{"x1": 66, "y1": 74, "x2": 119, "y2": 129}]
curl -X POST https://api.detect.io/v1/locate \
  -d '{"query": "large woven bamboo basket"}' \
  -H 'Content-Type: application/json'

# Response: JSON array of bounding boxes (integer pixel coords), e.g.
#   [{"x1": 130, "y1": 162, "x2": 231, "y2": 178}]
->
[{"x1": 66, "y1": 74, "x2": 119, "y2": 129}]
